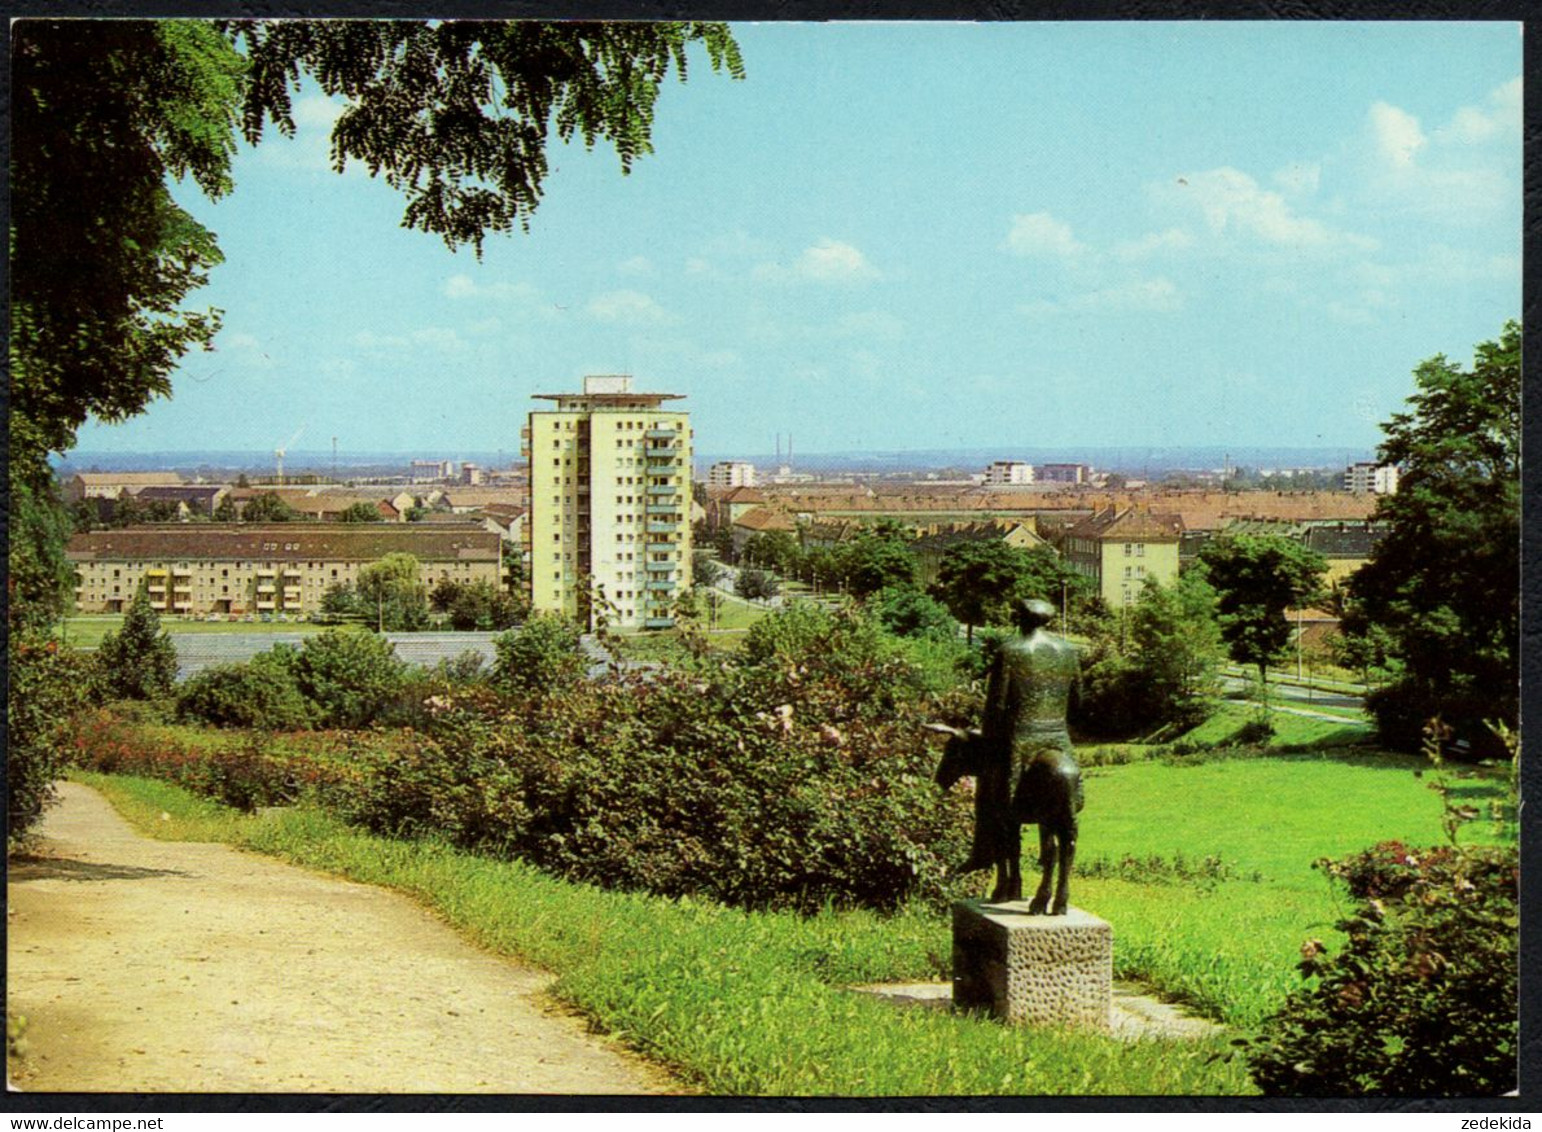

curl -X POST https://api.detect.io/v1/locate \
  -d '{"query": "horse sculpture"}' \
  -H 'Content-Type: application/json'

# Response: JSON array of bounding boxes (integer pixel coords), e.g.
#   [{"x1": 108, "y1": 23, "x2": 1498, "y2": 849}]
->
[{"x1": 926, "y1": 598, "x2": 1084, "y2": 914}]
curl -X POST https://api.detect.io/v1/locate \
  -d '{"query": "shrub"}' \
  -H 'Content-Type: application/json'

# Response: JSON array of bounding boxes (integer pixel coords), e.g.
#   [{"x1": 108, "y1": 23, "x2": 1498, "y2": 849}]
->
[
  {"x1": 94, "y1": 590, "x2": 178, "y2": 701},
  {"x1": 7, "y1": 636, "x2": 97, "y2": 842},
  {"x1": 290, "y1": 629, "x2": 406, "y2": 728},
  {"x1": 1243, "y1": 839, "x2": 1518, "y2": 1095},
  {"x1": 176, "y1": 649, "x2": 318, "y2": 730},
  {"x1": 492, "y1": 613, "x2": 586, "y2": 693}
]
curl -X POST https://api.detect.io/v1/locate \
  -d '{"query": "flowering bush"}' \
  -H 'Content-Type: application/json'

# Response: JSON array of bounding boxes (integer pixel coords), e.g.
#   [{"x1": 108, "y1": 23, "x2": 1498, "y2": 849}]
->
[{"x1": 1244, "y1": 838, "x2": 1518, "y2": 1095}]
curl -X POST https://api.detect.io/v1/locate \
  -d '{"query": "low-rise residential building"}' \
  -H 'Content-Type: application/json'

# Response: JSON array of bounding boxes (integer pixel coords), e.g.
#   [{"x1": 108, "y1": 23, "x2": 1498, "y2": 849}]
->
[
  {"x1": 67, "y1": 524, "x2": 502, "y2": 617},
  {"x1": 731, "y1": 506, "x2": 797, "y2": 558},
  {"x1": 707, "y1": 460, "x2": 758, "y2": 488},
  {"x1": 1061, "y1": 507, "x2": 1183, "y2": 608},
  {"x1": 64, "y1": 472, "x2": 184, "y2": 502},
  {"x1": 1344, "y1": 461, "x2": 1399, "y2": 495},
  {"x1": 705, "y1": 485, "x2": 769, "y2": 530},
  {"x1": 910, "y1": 520, "x2": 1046, "y2": 586},
  {"x1": 983, "y1": 460, "x2": 1035, "y2": 486}
]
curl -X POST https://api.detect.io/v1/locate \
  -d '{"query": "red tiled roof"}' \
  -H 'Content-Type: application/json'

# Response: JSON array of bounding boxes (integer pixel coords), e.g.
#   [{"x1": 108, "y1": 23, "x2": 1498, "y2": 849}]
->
[
  {"x1": 732, "y1": 507, "x2": 796, "y2": 533},
  {"x1": 1066, "y1": 507, "x2": 1184, "y2": 541}
]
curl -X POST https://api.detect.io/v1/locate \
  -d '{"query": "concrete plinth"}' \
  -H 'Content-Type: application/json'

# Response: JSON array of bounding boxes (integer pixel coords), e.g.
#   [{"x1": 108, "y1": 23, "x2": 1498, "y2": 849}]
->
[{"x1": 951, "y1": 901, "x2": 1112, "y2": 1029}]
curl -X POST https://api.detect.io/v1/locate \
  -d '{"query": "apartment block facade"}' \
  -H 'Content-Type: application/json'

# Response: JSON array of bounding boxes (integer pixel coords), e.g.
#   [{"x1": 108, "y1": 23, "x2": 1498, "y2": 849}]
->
[
  {"x1": 524, "y1": 376, "x2": 692, "y2": 630},
  {"x1": 983, "y1": 460, "x2": 1035, "y2": 485},
  {"x1": 1344, "y1": 461, "x2": 1400, "y2": 495},
  {"x1": 1062, "y1": 507, "x2": 1183, "y2": 608},
  {"x1": 707, "y1": 460, "x2": 758, "y2": 488},
  {"x1": 66, "y1": 525, "x2": 501, "y2": 616}
]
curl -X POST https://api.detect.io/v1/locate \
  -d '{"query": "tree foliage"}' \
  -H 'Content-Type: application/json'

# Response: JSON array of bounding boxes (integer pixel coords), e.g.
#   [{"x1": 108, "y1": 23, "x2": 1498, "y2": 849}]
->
[
  {"x1": 11, "y1": 20, "x2": 244, "y2": 490},
  {"x1": 241, "y1": 492, "x2": 300, "y2": 523},
  {"x1": 95, "y1": 590, "x2": 180, "y2": 702},
  {"x1": 336, "y1": 501, "x2": 383, "y2": 523},
  {"x1": 357, "y1": 553, "x2": 431, "y2": 631},
  {"x1": 839, "y1": 528, "x2": 919, "y2": 598},
  {"x1": 1347, "y1": 322, "x2": 1520, "y2": 750},
  {"x1": 289, "y1": 630, "x2": 406, "y2": 729},
  {"x1": 929, "y1": 539, "x2": 1087, "y2": 642},
  {"x1": 1074, "y1": 573, "x2": 1223, "y2": 738},
  {"x1": 1197, "y1": 535, "x2": 1327, "y2": 680},
  {"x1": 227, "y1": 20, "x2": 743, "y2": 255},
  {"x1": 493, "y1": 613, "x2": 586, "y2": 693},
  {"x1": 735, "y1": 567, "x2": 781, "y2": 603}
]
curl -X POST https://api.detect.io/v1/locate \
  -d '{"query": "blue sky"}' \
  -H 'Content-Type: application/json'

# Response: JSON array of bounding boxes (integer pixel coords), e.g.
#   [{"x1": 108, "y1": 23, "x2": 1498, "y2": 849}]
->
[{"x1": 74, "y1": 20, "x2": 1522, "y2": 461}]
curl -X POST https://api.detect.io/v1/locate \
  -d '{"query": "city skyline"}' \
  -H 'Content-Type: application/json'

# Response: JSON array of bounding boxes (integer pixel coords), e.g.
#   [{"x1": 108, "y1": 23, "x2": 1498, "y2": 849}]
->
[{"x1": 70, "y1": 21, "x2": 1522, "y2": 458}]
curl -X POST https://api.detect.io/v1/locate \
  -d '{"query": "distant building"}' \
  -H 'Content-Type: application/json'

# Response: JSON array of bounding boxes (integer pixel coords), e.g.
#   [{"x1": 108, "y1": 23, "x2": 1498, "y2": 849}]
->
[
  {"x1": 1037, "y1": 464, "x2": 1091, "y2": 485},
  {"x1": 705, "y1": 485, "x2": 768, "y2": 530},
  {"x1": 731, "y1": 506, "x2": 797, "y2": 558},
  {"x1": 410, "y1": 459, "x2": 454, "y2": 481},
  {"x1": 708, "y1": 460, "x2": 758, "y2": 488},
  {"x1": 1344, "y1": 462, "x2": 1399, "y2": 495},
  {"x1": 130, "y1": 485, "x2": 230, "y2": 520},
  {"x1": 1061, "y1": 507, "x2": 1183, "y2": 608},
  {"x1": 984, "y1": 460, "x2": 1035, "y2": 486},
  {"x1": 64, "y1": 472, "x2": 184, "y2": 502},
  {"x1": 460, "y1": 462, "x2": 484, "y2": 486},
  {"x1": 66, "y1": 525, "x2": 501, "y2": 617},
  {"x1": 524, "y1": 375, "x2": 691, "y2": 630}
]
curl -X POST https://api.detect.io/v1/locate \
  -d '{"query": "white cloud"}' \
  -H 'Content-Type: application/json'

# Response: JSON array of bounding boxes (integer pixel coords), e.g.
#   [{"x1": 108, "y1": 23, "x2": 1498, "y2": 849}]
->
[
  {"x1": 617, "y1": 255, "x2": 655, "y2": 277},
  {"x1": 586, "y1": 289, "x2": 674, "y2": 325},
  {"x1": 1022, "y1": 276, "x2": 1182, "y2": 316},
  {"x1": 253, "y1": 96, "x2": 346, "y2": 172},
  {"x1": 756, "y1": 238, "x2": 882, "y2": 284},
  {"x1": 1369, "y1": 102, "x2": 1427, "y2": 168},
  {"x1": 1005, "y1": 212, "x2": 1087, "y2": 260},
  {"x1": 442, "y1": 274, "x2": 542, "y2": 303},
  {"x1": 1434, "y1": 77, "x2": 1521, "y2": 145},
  {"x1": 1111, "y1": 227, "x2": 1193, "y2": 261},
  {"x1": 1157, "y1": 167, "x2": 1376, "y2": 252}
]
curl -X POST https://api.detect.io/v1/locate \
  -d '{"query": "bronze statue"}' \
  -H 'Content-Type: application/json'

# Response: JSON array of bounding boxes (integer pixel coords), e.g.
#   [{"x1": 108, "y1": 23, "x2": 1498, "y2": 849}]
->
[{"x1": 929, "y1": 598, "x2": 1083, "y2": 913}]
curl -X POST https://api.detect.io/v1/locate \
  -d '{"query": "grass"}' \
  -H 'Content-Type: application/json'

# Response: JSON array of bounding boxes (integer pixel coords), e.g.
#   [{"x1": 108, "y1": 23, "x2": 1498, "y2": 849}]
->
[
  {"x1": 60, "y1": 615, "x2": 328, "y2": 649},
  {"x1": 76, "y1": 770, "x2": 1252, "y2": 1096},
  {"x1": 1180, "y1": 702, "x2": 1371, "y2": 749}
]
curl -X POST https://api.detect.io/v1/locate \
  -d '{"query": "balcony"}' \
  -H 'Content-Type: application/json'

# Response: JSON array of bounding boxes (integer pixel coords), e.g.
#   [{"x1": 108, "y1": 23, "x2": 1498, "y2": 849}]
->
[
  {"x1": 255, "y1": 599, "x2": 276, "y2": 610},
  {"x1": 645, "y1": 523, "x2": 679, "y2": 536},
  {"x1": 646, "y1": 505, "x2": 681, "y2": 517},
  {"x1": 646, "y1": 579, "x2": 676, "y2": 592},
  {"x1": 644, "y1": 560, "x2": 674, "y2": 573},
  {"x1": 644, "y1": 428, "x2": 678, "y2": 440},
  {"x1": 646, "y1": 484, "x2": 677, "y2": 496}
]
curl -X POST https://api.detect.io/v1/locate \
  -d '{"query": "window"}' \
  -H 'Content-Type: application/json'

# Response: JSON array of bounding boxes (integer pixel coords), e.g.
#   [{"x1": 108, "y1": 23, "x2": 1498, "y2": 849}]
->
[
  {"x1": 1124, "y1": 543, "x2": 1132, "y2": 556},
  {"x1": 1136, "y1": 543, "x2": 1145, "y2": 557}
]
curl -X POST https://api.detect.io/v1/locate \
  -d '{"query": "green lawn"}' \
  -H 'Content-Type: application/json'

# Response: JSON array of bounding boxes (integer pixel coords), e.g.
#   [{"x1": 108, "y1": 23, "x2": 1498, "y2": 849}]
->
[
  {"x1": 59, "y1": 615, "x2": 330, "y2": 649},
  {"x1": 1180, "y1": 702, "x2": 1371, "y2": 748}
]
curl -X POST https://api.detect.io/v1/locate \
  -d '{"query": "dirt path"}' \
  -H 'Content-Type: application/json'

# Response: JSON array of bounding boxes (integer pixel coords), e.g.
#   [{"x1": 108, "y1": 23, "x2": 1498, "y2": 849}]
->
[{"x1": 6, "y1": 782, "x2": 677, "y2": 1095}]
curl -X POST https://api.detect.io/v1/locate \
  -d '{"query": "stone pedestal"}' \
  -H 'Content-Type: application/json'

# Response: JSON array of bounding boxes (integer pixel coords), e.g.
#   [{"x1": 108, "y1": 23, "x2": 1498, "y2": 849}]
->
[{"x1": 951, "y1": 901, "x2": 1112, "y2": 1029}]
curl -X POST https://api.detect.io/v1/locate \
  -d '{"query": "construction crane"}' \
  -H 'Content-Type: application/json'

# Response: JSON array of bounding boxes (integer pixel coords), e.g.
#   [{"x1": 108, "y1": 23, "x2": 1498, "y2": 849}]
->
[{"x1": 274, "y1": 423, "x2": 306, "y2": 485}]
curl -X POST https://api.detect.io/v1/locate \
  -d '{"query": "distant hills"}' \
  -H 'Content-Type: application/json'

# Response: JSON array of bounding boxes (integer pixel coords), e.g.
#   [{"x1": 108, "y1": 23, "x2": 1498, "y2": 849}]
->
[{"x1": 57, "y1": 445, "x2": 1375, "y2": 479}]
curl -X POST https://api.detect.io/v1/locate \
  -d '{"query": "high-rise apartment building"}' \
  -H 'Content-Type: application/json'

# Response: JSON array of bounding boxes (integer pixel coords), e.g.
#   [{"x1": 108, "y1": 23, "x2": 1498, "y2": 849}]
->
[
  {"x1": 984, "y1": 460, "x2": 1035, "y2": 485},
  {"x1": 524, "y1": 376, "x2": 692, "y2": 630},
  {"x1": 1343, "y1": 461, "x2": 1399, "y2": 495}
]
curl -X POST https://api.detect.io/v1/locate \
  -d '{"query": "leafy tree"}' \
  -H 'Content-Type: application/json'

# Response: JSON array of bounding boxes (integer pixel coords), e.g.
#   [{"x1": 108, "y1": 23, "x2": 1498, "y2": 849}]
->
[
  {"x1": 8, "y1": 638, "x2": 101, "y2": 843},
  {"x1": 213, "y1": 495, "x2": 240, "y2": 522},
  {"x1": 336, "y1": 501, "x2": 383, "y2": 523},
  {"x1": 448, "y1": 580, "x2": 522, "y2": 631},
  {"x1": 320, "y1": 581, "x2": 366, "y2": 620},
  {"x1": 929, "y1": 539, "x2": 1084, "y2": 643},
  {"x1": 1075, "y1": 573, "x2": 1223, "y2": 737},
  {"x1": 430, "y1": 577, "x2": 464, "y2": 613},
  {"x1": 735, "y1": 568, "x2": 781, "y2": 602},
  {"x1": 1198, "y1": 535, "x2": 1327, "y2": 683},
  {"x1": 242, "y1": 492, "x2": 300, "y2": 523},
  {"x1": 1347, "y1": 322, "x2": 1520, "y2": 752},
  {"x1": 493, "y1": 613, "x2": 586, "y2": 693},
  {"x1": 11, "y1": 20, "x2": 243, "y2": 491},
  {"x1": 357, "y1": 553, "x2": 431, "y2": 631},
  {"x1": 95, "y1": 590, "x2": 180, "y2": 701},
  {"x1": 840, "y1": 529, "x2": 918, "y2": 598},
  {"x1": 873, "y1": 585, "x2": 958, "y2": 643},
  {"x1": 8, "y1": 478, "x2": 79, "y2": 636},
  {"x1": 405, "y1": 504, "x2": 431, "y2": 522},
  {"x1": 693, "y1": 553, "x2": 725, "y2": 588},
  {"x1": 742, "y1": 530, "x2": 801, "y2": 575},
  {"x1": 289, "y1": 629, "x2": 406, "y2": 728}
]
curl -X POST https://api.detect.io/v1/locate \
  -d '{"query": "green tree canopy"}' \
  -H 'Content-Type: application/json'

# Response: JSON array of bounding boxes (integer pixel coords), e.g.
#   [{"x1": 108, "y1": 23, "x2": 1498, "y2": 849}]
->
[
  {"x1": 241, "y1": 492, "x2": 300, "y2": 523},
  {"x1": 928, "y1": 539, "x2": 1084, "y2": 643},
  {"x1": 96, "y1": 590, "x2": 180, "y2": 701},
  {"x1": 1198, "y1": 534, "x2": 1327, "y2": 681},
  {"x1": 839, "y1": 528, "x2": 919, "y2": 598},
  {"x1": 336, "y1": 501, "x2": 384, "y2": 523},
  {"x1": 1347, "y1": 321, "x2": 1520, "y2": 750},
  {"x1": 357, "y1": 553, "x2": 431, "y2": 631}
]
